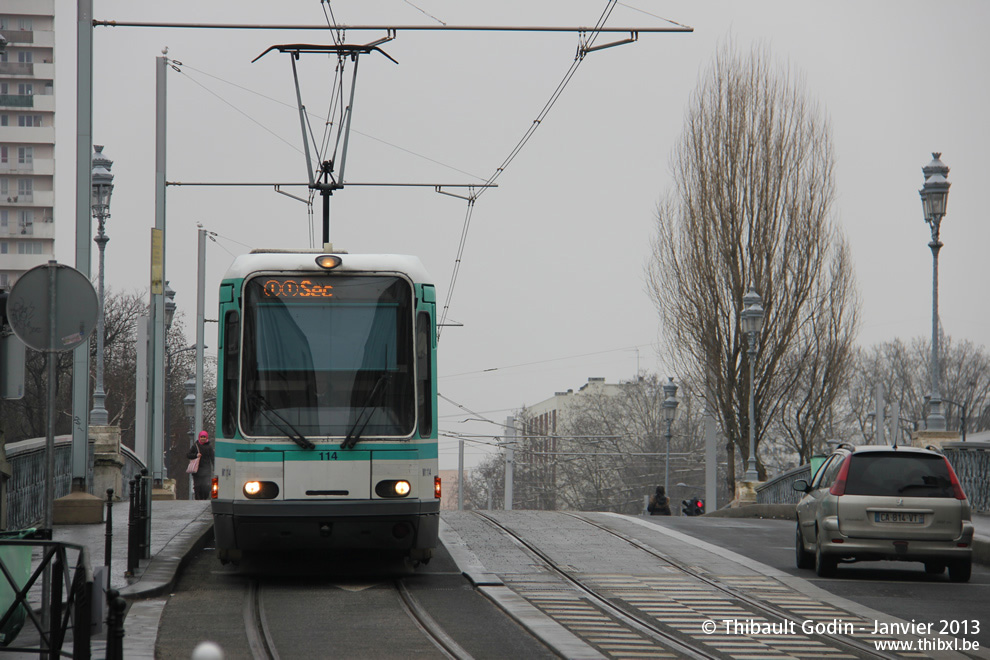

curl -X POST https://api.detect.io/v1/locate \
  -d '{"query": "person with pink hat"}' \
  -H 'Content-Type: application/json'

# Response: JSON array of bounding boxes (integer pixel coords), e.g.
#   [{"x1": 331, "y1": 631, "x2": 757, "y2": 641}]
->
[{"x1": 187, "y1": 430, "x2": 215, "y2": 500}]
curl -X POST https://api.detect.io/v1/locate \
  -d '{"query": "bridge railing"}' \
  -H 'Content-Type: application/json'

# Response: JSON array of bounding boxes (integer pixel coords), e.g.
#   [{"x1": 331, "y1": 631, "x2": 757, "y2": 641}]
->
[
  {"x1": 755, "y1": 464, "x2": 811, "y2": 506},
  {"x1": 756, "y1": 443, "x2": 989, "y2": 513},
  {"x1": 943, "y1": 442, "x2": 990, "y2": 514},
  {"x1": 3, "y1": 437, "x2": 146, "y2": 531}
]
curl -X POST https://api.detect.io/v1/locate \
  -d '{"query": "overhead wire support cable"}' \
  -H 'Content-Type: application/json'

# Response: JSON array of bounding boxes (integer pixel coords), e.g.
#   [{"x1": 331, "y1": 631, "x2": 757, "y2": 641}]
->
[{"x1": 93, "y1": 21, "x2": 693, "y2": 34}]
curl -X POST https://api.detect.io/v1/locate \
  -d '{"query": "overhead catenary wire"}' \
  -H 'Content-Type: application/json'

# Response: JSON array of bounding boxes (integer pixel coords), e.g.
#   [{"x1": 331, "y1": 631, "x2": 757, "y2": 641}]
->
[{"x1": 438, "y1": 0, "x2": 621, "y2": 334}]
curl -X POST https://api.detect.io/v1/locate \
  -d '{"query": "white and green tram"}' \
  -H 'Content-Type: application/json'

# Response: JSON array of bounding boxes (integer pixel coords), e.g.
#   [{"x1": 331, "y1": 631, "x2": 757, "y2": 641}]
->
[{"x1": 211, "y1": 250, "x2": 440, "y2": 564}]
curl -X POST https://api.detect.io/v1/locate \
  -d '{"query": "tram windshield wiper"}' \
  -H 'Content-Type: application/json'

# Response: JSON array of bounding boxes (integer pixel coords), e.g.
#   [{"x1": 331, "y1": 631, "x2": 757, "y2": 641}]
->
[
  {"x1": 248, "y1": 393, "x2": 316, "y2": 450},
  {"x1": 341, "y1": 373, "x2": 389, "y2": 450}
]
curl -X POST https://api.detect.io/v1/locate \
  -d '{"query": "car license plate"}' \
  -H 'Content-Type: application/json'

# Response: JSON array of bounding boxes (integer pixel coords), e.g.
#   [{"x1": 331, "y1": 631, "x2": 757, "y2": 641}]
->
[{"x1": 874, "y1": 512, "x2": 924, "y2": 524}]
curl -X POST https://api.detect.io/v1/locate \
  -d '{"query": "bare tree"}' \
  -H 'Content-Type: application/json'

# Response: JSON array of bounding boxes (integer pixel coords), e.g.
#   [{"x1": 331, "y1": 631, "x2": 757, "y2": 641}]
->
[
  {"x1": 846, "y1": 336, "x2": 990, "y2": 445},
  {"x1": 646, "y1": 41, "x2": 859, "y2": 491}
]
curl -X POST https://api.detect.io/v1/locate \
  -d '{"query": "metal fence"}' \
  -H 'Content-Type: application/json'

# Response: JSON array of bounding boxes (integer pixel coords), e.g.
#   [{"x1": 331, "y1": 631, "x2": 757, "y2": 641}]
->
[
  {"x1": 756, "y1": 443, "x2": 990, "y2": 514},
  {"x1": 944, "y1": 442, "x2": 990, "y2": 514},
  {"x1": 3, "y1": 437, "x2": 146, "y2": 531},
  {"x1": 755, "y1": 464, "x2": 811, "y2": 506}
]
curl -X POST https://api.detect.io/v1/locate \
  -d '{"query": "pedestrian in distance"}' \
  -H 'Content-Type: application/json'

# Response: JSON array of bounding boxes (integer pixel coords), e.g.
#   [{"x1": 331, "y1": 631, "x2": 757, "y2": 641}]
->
[
  {"x1": 188, "y1": 430, "x2": 215, "y2": 500},
  {"x1": 648, "y1": 485, "x2": 671, "y2": 515}
]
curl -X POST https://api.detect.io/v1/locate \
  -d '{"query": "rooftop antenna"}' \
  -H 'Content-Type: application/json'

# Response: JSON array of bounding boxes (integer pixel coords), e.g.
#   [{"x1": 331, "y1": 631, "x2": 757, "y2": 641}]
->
[{"x1": 253, "y1": 35, "x2": 397, "y2": 249}]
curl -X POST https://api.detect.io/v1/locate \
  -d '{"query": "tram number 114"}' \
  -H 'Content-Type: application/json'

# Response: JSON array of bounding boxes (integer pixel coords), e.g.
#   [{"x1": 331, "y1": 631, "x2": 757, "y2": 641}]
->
[{"x1": 319, "y1": 452, "x2": 339, "y2": 460}]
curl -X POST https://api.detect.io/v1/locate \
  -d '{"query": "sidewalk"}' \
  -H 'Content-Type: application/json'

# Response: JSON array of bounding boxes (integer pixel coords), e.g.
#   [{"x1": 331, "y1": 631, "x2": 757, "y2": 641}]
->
[{"x1": 13, "y1": 499, "x2": 213, "y2": 659}]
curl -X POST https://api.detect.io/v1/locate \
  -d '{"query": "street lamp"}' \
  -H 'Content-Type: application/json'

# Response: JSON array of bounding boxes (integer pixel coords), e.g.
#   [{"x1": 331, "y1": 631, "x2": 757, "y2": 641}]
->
[
  {"x1": 919, "y1": 153, "x2": 951, "y2": 431},
  {"x1": 661, "y1": 377, "x2": 679, "y2": 498},
  {"x1": 89, "y1": 145, "x2": 114, "y2": 426},
  {"x1": 741, "y1": 286, "x2": 764, "y2": 482},
  {"x1": 164, "y1": 281, "x2": 177, "y2": 332}
]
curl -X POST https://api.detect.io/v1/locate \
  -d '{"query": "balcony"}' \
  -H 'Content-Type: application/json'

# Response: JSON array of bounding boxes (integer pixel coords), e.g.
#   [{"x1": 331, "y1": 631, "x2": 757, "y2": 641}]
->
[
  {"x1": 0, "y1": 94, "x2": 33, "y2": 109},
  {"x1": 0, "y1": 126, "x2": 55, "y2": 144},
  {"x1": 0, "y1": 157, "x2": 54, "y2": 176},
  {"x1": 0, "y1": 251, "x2": 53, "y2": 273},
  {"x1": 4, "y1": 0, "x2": 55, "y2": 17},
  {"x1": 1, "y1": 190, "x2": 53, "y2": 207},
  {"x1": 0, "y1": 62, "x2": 33, "y2": 76}
]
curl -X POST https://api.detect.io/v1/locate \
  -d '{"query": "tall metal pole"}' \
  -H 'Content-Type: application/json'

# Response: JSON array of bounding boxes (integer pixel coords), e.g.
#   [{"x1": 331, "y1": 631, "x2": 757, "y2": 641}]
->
[
  {"x1": 663, "y1": 418, "x2": 671, "y2": 499},
  {"x1": 149, "y1": 56, "x2": 169, "y2": 484},
  {"x1": 504, "y1": 416, "x2": 515, "y2": 511},
  {"x1": 457, "y1": 439, "x2": 464, "y2": 510},
  {"x1": 920, "y1": 153, "x2": 950, "y2": 432},
  {"x1": 91, "y1": 217, "x2": 109, "y2": 422},
  {"x1": 927, "y1": 238, "x2": 945, "y2": 430},
  {"x1": 90, "y1": 146, "x2": 113, "y2": 426},
  {"x1": 196, "y1": 228, "x2": 206, "y2": 438},
  {"x1": 71, "y1": 0, "x2": 95, "y2": 491},
  {"x1": 744, "y1": 333, "x2": 759, "y2": 482}
]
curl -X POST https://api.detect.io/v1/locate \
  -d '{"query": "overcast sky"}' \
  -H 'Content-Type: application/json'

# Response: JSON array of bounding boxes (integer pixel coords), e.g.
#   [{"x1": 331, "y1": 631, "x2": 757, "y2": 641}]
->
[{"x1": 52, "y1": 1, "x2": 990, "y2": 470}]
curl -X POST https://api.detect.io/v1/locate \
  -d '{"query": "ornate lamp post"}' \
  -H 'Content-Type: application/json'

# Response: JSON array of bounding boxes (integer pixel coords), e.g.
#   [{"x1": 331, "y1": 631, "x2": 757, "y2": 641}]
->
[
  {"x1": 741, "y1": 287, "x2": 764, "y2": 482},
  {"x1": 919, "y1": 153, "x2": 950, "y2": 431},
  {"x1": 90, "y1": 146, "x2": 114, "y2": 426},
  {"x1": 661, "y1": 377, "x2": 679, "y2": 498},
  {"x1": 164, "y1": 281, "x2": 177, "y2": 332}
]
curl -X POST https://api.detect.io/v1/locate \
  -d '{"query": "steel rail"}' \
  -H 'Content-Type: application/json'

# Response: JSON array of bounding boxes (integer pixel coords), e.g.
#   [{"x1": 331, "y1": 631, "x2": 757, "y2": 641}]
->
[
  {"x1": 395, "y1": 579, "x2": 475, "y2": 660},
  {"x1": 244, "y1": 579, "x2": 281, "y2": 660},
  {"x1": 94, "y1": 21, "x2": 693, "y2": 33},
  {"x1": 565, "y1": 512, "x2": 901, "y2": 660},
  {"x1": 473, "y1": 511, "x2": 717, "y2": 660}
]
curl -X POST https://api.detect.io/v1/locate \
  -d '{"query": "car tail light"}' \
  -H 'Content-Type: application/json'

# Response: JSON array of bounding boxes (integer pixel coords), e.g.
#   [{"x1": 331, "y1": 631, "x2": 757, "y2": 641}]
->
[
  {"x1": 434, "y1": 476, "x2": 442, "y2": 499},
  {"x1": 211, "y1": 477, "x2": 219, "y2": 499},
  {"x1": 943, "y1": 457, "x2": 967, "y2": 500},
  {"x1": 829, "y1": 456, "x2": 851, "y2": 496}
]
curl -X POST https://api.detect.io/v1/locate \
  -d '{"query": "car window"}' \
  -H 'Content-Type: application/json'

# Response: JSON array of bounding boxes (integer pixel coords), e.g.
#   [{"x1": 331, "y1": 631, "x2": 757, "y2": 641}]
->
[
  {"x1": 810, "y1": 455, "x2": 837, "y2": 488},
  {"x1": 816, "y1": 455, "x2": 847, "y2": 490},
  {"x1": 844, "y1": 453, "x2": 955, "y2": 497}
]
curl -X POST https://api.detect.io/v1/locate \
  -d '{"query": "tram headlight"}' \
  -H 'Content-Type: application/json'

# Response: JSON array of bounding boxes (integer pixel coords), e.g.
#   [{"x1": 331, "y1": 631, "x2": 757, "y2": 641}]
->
[
  {"x1": 315, "y1": 254, "x2": 342, "y2": 269},
  {"x1": 375, "y1": 480, "x2": 412, "y2": 498},
  {"x1": 242, "y1": 481, "x2": 280, "y2": 499}
]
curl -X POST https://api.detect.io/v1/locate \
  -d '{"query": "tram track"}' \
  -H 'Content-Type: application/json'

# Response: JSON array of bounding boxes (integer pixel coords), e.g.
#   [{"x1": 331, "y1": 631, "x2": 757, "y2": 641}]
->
[
  {"x1": 473, "y1": 510, "x2": 905, "y2": 660},
  {"x1": 243, "y1": 576, "x2": 474, "y2": 660}
]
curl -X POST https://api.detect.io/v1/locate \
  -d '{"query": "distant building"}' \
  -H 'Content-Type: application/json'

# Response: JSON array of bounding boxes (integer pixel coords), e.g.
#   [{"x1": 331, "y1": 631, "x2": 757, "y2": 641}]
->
[
  {"x1": 0, "y1": 1, "x2": 55, "y2": 290},
  {"x1": 516, "y1": 377, "x2": 626, "y2": 510}
]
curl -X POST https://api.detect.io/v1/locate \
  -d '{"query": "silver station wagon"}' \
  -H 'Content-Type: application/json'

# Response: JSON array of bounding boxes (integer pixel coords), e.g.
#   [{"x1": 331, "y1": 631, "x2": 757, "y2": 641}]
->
[{"x1": 794, "y1": 444, "x2": 974, "y2": 582}]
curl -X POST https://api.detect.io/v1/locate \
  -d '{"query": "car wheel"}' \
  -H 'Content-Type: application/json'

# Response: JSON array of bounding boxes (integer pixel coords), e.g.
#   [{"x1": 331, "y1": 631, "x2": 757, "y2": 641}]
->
[
  {"x1": 814, "y1": 533, "x2": 837, "y2": 578},
  {"x1": 948, "y1": 559, "x2": 971, "y2": 583},
  {"x1": 924, "y1": 562, "x2": 945, "y2": 575},
  {"x1": 795, "y1": 524, "x2": 814, "y2": 569}
]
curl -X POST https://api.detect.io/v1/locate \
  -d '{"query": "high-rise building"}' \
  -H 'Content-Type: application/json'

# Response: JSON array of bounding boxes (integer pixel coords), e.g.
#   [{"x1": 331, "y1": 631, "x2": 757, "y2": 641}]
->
[{"x1": 0, "y1": 1, "x2": 55, "y2": 291}]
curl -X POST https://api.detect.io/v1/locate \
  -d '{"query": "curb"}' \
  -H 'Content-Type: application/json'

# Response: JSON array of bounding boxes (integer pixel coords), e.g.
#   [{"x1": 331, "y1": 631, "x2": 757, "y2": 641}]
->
[{"x1": 117, "y1": 511, "x2": 215, "y2": 600}]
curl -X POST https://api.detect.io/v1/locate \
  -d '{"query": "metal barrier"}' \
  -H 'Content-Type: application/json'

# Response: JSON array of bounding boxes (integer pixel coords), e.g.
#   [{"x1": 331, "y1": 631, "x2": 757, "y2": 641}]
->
[
  {"x1": 0, "y1": 532, "x2": 93, "y2": 658},
  {"x1": 3, "y1": 436, "x2": 147, "y2": 531},
  {"x1": 755, "y1": 464, "x2": 811, "y2": 506},
  {"x1": 757, "y1": 444, "x2": 989, "y2": 514},
  {"x1": 126, "y1": 471, "x2": 152, "y2": 577},
  {"x1": 944, "y1": 442, "x2": 990, "y2": 514}
]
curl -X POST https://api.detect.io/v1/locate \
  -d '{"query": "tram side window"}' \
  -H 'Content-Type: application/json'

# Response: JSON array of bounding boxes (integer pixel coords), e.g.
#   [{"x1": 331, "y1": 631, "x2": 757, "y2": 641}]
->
[
  {"x1": 416, "y1": 312, "x2": 432, "y2": 438},
  {"x1": 221, "y1": 310, "x2": 240, "y2": 438}
]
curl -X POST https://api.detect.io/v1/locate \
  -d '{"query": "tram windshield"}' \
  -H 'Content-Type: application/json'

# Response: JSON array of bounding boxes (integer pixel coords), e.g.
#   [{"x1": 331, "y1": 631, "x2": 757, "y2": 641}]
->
[{"x1": 239, "y1": 274, "x2": 415, "y2": 438}]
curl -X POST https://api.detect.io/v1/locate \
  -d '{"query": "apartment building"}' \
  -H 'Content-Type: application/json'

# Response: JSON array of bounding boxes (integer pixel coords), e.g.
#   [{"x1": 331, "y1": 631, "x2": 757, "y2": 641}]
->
[{"x1": 0, "y1": 1, "x2": 55, "y2": 290}]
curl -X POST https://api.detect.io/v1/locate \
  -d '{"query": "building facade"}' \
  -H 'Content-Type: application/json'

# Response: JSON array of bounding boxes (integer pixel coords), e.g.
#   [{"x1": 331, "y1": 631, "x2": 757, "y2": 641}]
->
[
  {"x1": 0, "y1": 1, "x2": 55, "y2": 291},
  {"x1": 518, "y1": 377, "x2": 626, "y2": 510}
]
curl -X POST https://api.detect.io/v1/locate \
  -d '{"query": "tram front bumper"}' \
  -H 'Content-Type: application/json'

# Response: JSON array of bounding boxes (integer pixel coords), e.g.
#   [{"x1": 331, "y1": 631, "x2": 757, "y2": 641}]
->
[{"x1": 212, "y1": 498, "x2": 440, "y2": 553}]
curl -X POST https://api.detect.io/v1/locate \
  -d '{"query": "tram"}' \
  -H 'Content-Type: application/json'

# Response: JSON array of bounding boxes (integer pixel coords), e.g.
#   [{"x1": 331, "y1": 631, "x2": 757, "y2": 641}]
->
[{"x1": 210, "y1": 250, "x2": 440, "y2": 564}]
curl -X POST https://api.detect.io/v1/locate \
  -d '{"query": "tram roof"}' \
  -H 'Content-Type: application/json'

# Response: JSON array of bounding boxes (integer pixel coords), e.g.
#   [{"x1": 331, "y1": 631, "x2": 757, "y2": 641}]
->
[{"x1": 223, "y1": 250, "x2": 433, "y2": 284}]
